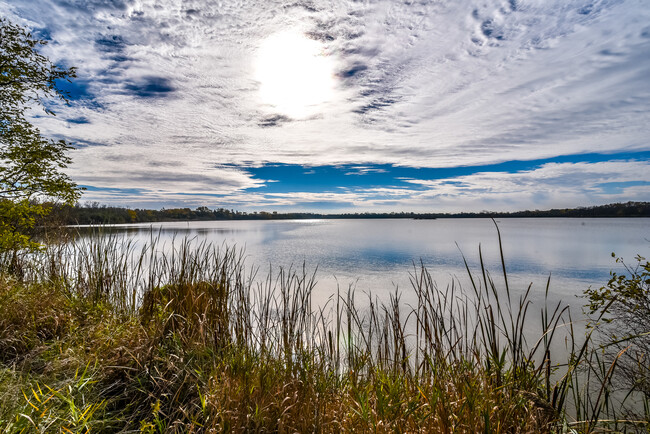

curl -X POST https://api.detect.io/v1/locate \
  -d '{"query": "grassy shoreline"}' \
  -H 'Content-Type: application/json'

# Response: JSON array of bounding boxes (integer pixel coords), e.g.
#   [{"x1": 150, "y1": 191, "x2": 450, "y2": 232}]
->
[{"x1": 0, "y1": 233, "x2": 646, "y2": 432}]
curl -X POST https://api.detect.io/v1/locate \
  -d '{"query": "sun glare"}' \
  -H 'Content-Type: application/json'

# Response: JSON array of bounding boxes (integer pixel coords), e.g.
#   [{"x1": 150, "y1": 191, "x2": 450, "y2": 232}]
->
[{"x1": 255, "y1": 30, "x2": 336, "y2": 119}]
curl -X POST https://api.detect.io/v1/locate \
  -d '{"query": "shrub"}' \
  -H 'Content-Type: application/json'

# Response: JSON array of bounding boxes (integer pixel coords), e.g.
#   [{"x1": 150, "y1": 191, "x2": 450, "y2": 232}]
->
[{"x1": 585, "y1": 254, "x2": 650, "y2": 421}]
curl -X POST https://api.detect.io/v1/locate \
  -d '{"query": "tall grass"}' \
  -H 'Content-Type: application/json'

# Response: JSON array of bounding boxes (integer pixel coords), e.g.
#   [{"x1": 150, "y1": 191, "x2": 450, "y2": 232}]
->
[{"x1": 0, "y1": 225, "x2": 641, "y2": 432}]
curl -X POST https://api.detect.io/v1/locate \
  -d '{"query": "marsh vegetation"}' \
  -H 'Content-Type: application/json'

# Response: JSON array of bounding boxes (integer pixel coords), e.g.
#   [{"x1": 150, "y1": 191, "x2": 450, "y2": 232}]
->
[{"x1": 0, "y1": 226, "x2": 648, "y2": 432}]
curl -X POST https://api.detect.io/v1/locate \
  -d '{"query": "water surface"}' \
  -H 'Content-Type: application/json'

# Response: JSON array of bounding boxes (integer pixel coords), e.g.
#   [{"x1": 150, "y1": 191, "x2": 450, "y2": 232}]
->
[{"x1": 77, "y1": 218, "x2": 650, "y2": 313}]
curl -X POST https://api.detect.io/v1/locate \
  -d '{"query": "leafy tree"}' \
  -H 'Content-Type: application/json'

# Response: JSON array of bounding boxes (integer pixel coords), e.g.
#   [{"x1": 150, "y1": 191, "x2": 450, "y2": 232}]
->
[{"x1": 0, "y1": 17, "x2": 81, "y2": 251}]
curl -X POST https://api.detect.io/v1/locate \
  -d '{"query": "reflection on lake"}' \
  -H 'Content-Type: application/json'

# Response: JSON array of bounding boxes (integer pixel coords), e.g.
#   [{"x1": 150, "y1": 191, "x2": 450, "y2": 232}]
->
[{"x1": 72, "y1": 218, "x2": 650, "y2": 313}]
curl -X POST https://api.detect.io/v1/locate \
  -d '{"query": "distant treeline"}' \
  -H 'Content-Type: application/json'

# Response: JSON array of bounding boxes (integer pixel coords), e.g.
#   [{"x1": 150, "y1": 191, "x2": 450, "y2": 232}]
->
[{"x1": 51, "y1": 201, "x2": 650, "y2": 225}]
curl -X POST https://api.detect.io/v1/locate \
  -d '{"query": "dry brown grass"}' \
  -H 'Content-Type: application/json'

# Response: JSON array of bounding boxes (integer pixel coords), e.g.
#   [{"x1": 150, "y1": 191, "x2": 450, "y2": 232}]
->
[{"x1": 0, "y1": 231, "x2": 632, "y2": 432}]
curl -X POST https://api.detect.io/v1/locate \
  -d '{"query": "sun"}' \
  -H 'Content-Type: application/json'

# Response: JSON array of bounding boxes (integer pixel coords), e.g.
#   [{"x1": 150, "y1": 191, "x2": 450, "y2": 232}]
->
[{"x1": 255, "y1": 30, "x2": 336, "y2": 119}]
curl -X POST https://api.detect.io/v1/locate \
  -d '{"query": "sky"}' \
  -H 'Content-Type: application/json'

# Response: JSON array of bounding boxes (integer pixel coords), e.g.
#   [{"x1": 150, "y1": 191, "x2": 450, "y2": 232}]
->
[{"x1": 2, "y1": 0, "x2": 649, "y2": 212}]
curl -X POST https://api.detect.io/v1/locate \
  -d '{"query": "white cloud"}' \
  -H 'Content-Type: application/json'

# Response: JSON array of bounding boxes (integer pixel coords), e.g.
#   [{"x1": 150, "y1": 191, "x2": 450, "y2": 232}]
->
[
  {"x1": 395, "y1": 161, "x2": 650, "y2": 212},
  {"x1": 1, "y1": 0, "x2": 649, "y2": 208}
]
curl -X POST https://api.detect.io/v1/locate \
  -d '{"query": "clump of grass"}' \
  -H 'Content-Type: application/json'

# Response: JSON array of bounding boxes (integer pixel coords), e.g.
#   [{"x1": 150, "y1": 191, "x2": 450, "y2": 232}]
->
[
  {"x1": 7, "y1": 364, "x2": 107, "y2": 432},
  {"x1": 0, "y1": 275, "x2": 73, "y2": 364},
  {"x1": 0, "y1": 225, "x2": 636, "y2": 432}
]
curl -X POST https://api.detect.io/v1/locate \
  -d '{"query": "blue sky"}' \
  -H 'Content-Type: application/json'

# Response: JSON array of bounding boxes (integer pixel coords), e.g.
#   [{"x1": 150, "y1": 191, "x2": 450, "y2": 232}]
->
[{"x1": 1, "y1": 0, "x2": 649, "y2": 212}]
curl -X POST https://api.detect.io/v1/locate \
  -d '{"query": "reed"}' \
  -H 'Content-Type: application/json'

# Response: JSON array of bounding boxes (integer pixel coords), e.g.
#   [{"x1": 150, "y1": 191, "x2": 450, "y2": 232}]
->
[{"x1": 0, "y1": 225, "x2": 641, "y2": 432}]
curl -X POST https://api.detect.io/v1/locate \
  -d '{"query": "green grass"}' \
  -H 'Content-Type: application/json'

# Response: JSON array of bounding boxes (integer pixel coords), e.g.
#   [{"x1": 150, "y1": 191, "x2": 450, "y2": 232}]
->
[{"x1": 0, "y1": 228, "x2": 646, "y2": 432}]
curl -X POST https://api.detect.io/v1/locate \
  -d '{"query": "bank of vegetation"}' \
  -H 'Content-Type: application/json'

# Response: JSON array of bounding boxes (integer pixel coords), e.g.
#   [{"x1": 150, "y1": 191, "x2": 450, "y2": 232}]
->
[
  {"x1": 0, "y1": 229, "x2": 649, "y2": 432},
  {"x1": 51, "y1": 201, "x2": 650, "y2": 225}
]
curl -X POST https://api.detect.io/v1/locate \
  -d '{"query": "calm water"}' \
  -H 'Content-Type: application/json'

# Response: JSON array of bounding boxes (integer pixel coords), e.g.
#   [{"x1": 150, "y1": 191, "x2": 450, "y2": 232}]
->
[{"x1": 80, "y1": 218, "x2": 650, "y2": 313}]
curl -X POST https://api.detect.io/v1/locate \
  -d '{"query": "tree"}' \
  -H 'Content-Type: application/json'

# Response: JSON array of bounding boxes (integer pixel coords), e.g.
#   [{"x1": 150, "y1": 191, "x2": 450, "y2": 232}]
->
[{"x1": 0, "y1": 17, "x2": 82, "y2": 251}]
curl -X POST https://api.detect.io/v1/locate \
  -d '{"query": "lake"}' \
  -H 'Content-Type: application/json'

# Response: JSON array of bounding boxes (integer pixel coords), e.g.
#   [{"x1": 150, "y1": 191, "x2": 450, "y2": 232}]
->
[{"x1": 77, "y1": 217, "x2": 650, "y2": 315}]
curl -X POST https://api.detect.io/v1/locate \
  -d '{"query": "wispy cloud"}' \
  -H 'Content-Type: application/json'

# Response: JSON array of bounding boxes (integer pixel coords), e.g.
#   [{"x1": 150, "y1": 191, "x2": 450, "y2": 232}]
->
[{"x1": 1, "y1": 0, "x2": 648, "y2": 210}]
